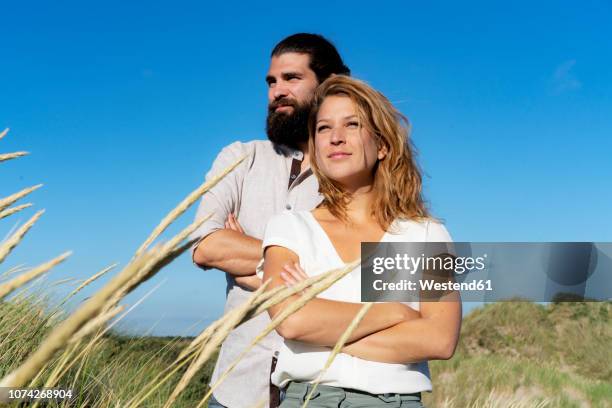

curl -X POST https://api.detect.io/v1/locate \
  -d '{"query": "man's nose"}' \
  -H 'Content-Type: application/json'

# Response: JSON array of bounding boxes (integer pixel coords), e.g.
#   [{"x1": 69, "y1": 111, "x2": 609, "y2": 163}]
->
[{"x1": 272, "y1": 82, "x2": 290, "y2": 100}]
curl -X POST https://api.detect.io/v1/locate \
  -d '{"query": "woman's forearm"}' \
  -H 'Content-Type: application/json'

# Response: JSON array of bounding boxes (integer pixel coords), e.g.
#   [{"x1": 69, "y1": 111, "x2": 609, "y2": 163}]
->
[
  {"x1": 341, "y1": 300, "x2": 462, "y2": 364},
  {"x1": 276, "y1": 298, "x2": 419, "y2": 347},
  {"x1": 263, "y1": 246, "x2": 420, "y2": 346}
]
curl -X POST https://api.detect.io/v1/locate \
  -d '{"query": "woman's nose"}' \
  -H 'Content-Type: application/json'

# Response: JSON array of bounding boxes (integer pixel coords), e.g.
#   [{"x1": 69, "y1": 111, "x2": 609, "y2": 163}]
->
[{"x1": 330, "y1": 128, "x2": 345, "y2": 145}]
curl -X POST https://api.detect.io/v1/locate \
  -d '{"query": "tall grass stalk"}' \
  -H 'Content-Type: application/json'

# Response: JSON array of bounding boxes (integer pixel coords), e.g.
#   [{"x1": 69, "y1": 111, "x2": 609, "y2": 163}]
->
[
  {"x1": 0, "y1": 219, "x2": 200, "y2": 390},
  {"x1": 0, "y1": 252, "x2": 71, "y2": 300},
  {"x1": 0, "y1": 203, "x2": 32, "y2": 220},
  {"x1": 199, "y1": 260, "x2": 360, "y2": 407},
  {"x1": 134, "y1": 154, "x2": 247, "y2": 258},
  {"x1": 162, "y1": 279, "x2": 272, "y2": 408},
  {"x1": 0, "y1": 128, "x2": 9, "y2": 141},
  {"x1": 302, "y1": 302, "x2": 373, "y2": 408},
  {"x1": 1, "y1": 135, "x2": 249, "y2": 405},
  {"x1": 0, "y1": 151, "x2": 28, "y2": 163},
  {"x1": 0, "y1": 209, "x2": 45, "y2": 264},
  {"x1": 0, "y1": 184, "x2": 43, "y2": 213}
]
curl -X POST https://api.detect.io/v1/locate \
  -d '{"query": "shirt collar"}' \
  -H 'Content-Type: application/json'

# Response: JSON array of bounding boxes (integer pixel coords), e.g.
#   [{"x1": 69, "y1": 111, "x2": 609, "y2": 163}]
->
[{"x1": 273, "y1": 143, "x2": 304, "y2": 161}]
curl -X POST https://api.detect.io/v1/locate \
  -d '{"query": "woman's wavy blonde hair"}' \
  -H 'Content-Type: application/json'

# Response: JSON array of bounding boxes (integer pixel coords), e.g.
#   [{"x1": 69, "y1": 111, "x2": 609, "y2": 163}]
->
[{"x1": 308, "y1": 75, "x2": 429, "y2": 230}]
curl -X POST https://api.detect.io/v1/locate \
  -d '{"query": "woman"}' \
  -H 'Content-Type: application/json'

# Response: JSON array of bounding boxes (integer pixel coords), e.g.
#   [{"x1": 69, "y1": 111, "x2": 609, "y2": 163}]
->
[{"x1": 262, "y1": 76, "x2": 461, "y2": 408}]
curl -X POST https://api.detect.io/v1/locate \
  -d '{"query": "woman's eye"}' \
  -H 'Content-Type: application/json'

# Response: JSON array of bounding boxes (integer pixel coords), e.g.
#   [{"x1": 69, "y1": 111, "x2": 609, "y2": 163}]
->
[
  {"x1": 317, "y1": 125, "x2": 329, "y2": 132},
  {"x1": 347, "y1": 121, "x2": 359, "y2": 128}
]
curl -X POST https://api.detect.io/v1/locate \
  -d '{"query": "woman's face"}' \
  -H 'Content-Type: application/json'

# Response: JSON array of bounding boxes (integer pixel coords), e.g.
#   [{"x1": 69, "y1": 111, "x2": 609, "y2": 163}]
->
[{"x1": 314, "y1": 95, "x2": 386, "y2": 189}]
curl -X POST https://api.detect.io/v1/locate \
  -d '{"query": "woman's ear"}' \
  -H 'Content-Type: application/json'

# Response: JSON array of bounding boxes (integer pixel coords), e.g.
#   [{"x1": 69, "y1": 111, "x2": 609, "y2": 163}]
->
[{"x1": 377, "y1": 144, "x2": 388, "y2": 160}]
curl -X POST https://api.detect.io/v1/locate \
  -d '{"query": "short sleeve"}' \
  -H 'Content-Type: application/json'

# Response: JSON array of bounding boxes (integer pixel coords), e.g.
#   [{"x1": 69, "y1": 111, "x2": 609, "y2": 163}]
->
[
  {"x1": 255, "y1": 211, "x2": 306, "y2": 279},
  {"x1": 261, "y1": 211, "x2": 303, "y2": 257},
  {"x1": 190, "y1": 141, "x2": 252, "y2": 269},
  {"x1": 426, "y1": 220, "x2": 452, "y2": 242},
  {"x1": 426, "y1": 220, "x2": 455, "y2": 256}
]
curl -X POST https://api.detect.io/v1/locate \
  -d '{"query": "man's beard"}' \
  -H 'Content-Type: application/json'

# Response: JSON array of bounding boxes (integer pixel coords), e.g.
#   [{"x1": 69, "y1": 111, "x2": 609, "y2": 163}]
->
[{"x1": 266, "y1": 98, "x2": 311, "y2": 150}]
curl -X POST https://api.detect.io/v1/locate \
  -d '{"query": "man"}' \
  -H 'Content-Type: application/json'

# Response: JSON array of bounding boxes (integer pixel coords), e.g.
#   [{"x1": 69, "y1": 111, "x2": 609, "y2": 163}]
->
[{"x1": 190, "y1": 33, "x2": 350, "y2": 408}]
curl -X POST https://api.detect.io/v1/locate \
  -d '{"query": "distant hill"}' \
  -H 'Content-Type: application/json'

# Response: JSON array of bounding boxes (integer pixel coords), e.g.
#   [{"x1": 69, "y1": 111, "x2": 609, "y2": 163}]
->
[{"x1": 426, "y1": 301, "x2": 611, "y2": 407}]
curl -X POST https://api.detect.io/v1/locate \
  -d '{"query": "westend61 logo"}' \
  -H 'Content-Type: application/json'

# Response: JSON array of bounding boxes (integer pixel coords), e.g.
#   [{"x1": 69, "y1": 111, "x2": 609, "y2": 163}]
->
[
  {"x1": 371, "y1": 253, "x2": 487, "y2": 275},
  {"x1": 361, "y1": 242, "x2": 612, "y2": 302}
]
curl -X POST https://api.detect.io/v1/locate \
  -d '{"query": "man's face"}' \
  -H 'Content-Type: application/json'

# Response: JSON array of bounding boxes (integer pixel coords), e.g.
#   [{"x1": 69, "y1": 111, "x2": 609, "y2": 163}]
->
[{"x1": 265, "y1": 52, "x2": 319, "y2": 149}]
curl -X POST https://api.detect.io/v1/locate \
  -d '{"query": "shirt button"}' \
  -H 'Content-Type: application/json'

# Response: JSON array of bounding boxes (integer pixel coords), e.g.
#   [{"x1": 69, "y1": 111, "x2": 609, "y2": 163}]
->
[
  {"x1": 285, "y1": 204, "x2": 292, "y2": 210},
  {"x1": 290, "y1": 174, "x2": 296, "y2": 180}
]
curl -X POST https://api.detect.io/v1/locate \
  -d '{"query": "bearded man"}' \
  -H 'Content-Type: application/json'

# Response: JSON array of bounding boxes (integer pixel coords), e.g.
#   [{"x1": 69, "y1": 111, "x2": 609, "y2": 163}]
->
[{"x1": 190, "y1": 33, "x2": 350, "y2": 408}]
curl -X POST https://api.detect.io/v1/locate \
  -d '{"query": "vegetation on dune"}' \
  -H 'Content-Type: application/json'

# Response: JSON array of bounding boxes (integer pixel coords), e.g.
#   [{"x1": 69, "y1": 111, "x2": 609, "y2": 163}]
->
[
  {"x1": 426, "y1": 301, "x2": 612, "y2": 408},
  {"x1": 0, "y1": 293, "x2": 216, "y2": 407},
  {"x1": 3, "y1": 295, "x2": 608, "y2": 407}
]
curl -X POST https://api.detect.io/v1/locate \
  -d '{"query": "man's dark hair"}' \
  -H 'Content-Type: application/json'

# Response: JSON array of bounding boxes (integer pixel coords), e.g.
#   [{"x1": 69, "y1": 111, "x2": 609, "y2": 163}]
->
[{"x1": 271, "y1": 33, "x2": 350, "y2": 83}]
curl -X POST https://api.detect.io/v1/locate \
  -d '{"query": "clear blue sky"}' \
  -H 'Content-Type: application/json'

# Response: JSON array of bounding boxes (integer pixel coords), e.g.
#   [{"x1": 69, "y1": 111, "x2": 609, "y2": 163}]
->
[{"x1": 1, "y1": 1, "x2": 611, "y2": 336}]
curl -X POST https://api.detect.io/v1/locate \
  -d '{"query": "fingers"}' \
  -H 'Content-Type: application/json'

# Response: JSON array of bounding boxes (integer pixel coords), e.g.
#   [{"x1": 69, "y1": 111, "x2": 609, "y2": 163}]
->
[
  {"x1": 291, "y1": 262, "x2": 309, "y2": 281},
  {"x1": 225, "y1": 214, "x2": 234, "y2": 230},
  {"x1": 225, "y1": 213, "x2": 244, "y2": 233},
  {"x1": 280, "y1": 262, "x2": 308, "y2": 287},
  {"x1": 233, "y1": 214, "x2": 245, "y2": 233},
  {"x1": 280, "y1": 270, "x2": 298, "y2": 286}
]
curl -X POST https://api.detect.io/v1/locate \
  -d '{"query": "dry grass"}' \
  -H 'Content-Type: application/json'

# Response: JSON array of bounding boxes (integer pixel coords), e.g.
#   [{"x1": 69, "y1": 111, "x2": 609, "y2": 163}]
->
[
  {"x1": 0, "y1": 151, "x2": 29, "y2": 163},
  {"x1": 0, "y1": 252, "x2": 71, "y2": 300},
  {"x1": 0, "y1": 209, "x2": 45, "y2": 264},
  {"x1": 0, "y1": 203, "x2": 32, "y2": 220},
  {"x1": 0, "y1": 184, "x2": 43, "y2": 213},
  {"x1": 1, "y1": 131, "x2": 252, "y2": 405},
  {"x1": 302, "y1": 302, "x2": 373, "y2": 407},
  {"x1": 2, "y1": 129, "x2": 609, "y2": 407}
]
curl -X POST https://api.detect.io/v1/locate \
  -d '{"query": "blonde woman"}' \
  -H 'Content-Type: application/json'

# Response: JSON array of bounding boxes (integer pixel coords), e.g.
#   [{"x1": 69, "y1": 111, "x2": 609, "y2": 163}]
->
[{"x1": 262, "y1": 76, "x2": 461, "y2": 408}]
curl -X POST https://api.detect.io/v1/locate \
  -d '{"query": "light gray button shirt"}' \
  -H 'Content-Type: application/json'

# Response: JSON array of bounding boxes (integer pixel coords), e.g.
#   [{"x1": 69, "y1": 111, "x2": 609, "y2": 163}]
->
[{"x1": 190, "y1": 140, "x2": 322, "y2": 408}]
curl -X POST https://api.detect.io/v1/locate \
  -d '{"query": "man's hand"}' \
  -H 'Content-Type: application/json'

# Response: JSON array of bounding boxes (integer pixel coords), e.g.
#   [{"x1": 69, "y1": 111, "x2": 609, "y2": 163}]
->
[
  {"x1": 223, "y1": 213, "x2": 262, "y2": 290},
  {"x1": 225, "y1": 213, "x2": 245, "y2": 234}
]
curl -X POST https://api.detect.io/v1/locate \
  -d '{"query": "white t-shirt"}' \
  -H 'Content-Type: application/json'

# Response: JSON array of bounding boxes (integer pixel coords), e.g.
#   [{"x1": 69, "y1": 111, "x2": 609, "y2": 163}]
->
[{"x1": 260, "y1": 210, "x2": 453, "y2": 394}]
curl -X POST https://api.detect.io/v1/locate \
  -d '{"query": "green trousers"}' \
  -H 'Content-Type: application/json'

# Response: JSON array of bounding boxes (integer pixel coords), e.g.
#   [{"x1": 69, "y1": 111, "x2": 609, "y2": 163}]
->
[{"x1": 279, "y1": 381, "x2": 425, "y2": 408}]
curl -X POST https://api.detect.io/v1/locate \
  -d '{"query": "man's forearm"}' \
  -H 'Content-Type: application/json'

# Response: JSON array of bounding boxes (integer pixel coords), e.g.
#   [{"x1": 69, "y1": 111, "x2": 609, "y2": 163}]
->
[
  {"x1": 235, "y1": 274, "x2": 262, "y2": 290},
  {"x1": 193, "y1": 229, "x2": 262, "y2": 276}
]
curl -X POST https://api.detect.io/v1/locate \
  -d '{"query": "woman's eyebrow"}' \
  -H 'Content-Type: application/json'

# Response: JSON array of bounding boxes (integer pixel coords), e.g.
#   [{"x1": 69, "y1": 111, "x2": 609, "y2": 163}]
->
[{"x1": 317, "y1": 114, "x2": 358, "y2": 123}]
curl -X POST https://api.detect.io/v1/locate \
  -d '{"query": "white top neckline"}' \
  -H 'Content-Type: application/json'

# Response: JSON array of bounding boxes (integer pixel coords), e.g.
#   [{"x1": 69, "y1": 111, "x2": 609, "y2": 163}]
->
[{"x1": 303, "y1": 210, "x2": 394, "y2": 265}]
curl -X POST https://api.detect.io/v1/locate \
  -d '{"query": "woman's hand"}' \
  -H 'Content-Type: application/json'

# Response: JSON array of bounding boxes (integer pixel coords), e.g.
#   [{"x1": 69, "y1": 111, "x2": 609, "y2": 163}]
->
[
  {"x1": 279, "y1": 262, "x2": 308, "y2": 294},
  {"x1": 280, "y1": 262, "x2": 308, "y2": 285}
]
